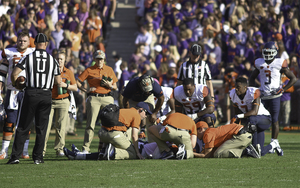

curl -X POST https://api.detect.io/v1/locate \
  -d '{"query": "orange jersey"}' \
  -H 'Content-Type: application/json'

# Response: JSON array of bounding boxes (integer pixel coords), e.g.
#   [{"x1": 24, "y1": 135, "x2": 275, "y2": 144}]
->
[
  {"x1": 52, "y1": 66, "x2": 76, "y2": 99},
  {"x1": 163, "y1": 113, "x2": 197, "y2": 135},
  {"x1": 85, "y1": 17, "x2": 102, "y2": 43},
  {"x1": 203, "y1": 123, "x2": 243, "y2": 149},
  {"x1": 78, "y1": 64, "x2": 118, "y2": 94},
  {"x1": 103, "y1": 108, "x2": 141, "y2": 132},
  {"x1": 70, "y1": 31, "x2": 83, "y2": 52}
]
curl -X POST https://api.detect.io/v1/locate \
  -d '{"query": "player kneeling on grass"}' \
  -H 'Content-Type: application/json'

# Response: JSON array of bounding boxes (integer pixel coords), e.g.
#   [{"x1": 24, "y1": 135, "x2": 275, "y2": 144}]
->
[
  {"x1": 147, "y1": 112, "x2": 197, "y2": 160},
  {"x1": 194, "y1": 121, "x2": 260, "y2": 158},
  {"x1": 229, "y1": 77, "x2": 283, "y2": 157},
  {"x1": 64, "y1": 102, "x2": 152, "y2": 160}
]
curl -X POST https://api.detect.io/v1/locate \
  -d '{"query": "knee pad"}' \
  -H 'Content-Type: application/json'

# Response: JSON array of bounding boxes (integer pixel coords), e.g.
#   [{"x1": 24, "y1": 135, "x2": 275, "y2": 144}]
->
[{"x1": 3, "y1": 122, "x2": 13, "y2": 133}]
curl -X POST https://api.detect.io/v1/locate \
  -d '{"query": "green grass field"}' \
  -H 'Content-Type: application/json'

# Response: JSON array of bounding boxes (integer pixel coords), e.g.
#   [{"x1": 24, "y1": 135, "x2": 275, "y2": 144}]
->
[{"x1": 0, "y1": 124, "x2": 299, "y2": 188}]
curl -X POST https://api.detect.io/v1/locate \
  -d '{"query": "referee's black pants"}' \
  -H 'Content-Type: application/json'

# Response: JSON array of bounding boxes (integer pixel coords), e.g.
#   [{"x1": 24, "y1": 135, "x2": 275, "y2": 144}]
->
[{"x1": 10, "y1": 88, "x2": 52, "y2": 161}]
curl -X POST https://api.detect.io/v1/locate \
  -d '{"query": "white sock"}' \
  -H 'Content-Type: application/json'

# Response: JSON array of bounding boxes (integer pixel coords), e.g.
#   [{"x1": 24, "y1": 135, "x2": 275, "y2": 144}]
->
[
  {"x1": 270, "y1": 141, "x2": 276, "y2": 149},
  {"x1": 2, "y1": 140, "x2": 10, "y2": 153},
  {"x1": 75, "y1": 153, "x2": 86, "y2": 160},
  {"x1": 23, "y1": 139, "x2": 29, "y2": 153},
  {"x1": 271, "y1": 138, "x2": 278, "y2": 142}
]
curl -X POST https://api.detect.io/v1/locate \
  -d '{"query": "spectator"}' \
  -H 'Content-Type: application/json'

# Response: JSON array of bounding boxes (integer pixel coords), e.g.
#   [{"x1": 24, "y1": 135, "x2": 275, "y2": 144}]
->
[
  {"x1": 85, "y1": 9, "x2": 102, "y2": 44},
  {"x1": 63, "y1": 5, "x2": 79, "y2": 32},
  {"x1": 135, "y1": 24, "x2": 152, "y2": 57},
  {"x1": 70, "y1": 23, "x2": 84, "y2": 58},
  {"x1": 58, "y1": 2, "x2": 68, "y2": 25},
  {"x1": 0, "y1": 0, "x2": 10, "y2": 17},
  {"x1": 45, "y1": 0, "x2": 58, "y2": 27},
  {"x1": 79, "y1": 42, "x2": 93, "y2": 68},
  {"x1": 51, "y1": 22, "x2": 64, "y2": 49},
  {"x1": 153, "y1": 44, "x2": 163, "y2": 70},
  {"x1": 77, "y1": 2, "x2": 89, "y2": 24}
]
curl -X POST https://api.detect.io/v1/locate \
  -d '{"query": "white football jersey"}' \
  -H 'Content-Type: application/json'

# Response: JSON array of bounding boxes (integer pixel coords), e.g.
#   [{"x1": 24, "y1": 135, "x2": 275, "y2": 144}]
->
[
  {"x1": 174, "y1": 84, "x2": 208, "y2": 114},
  {"x1": 254, "y1": 58, "x2": 287, "y2": 99},
  {"x1": 154, "y1": 86, "x2": 173, "y2": 117},
  {"x1": 229, "y1": 87, "x2": 270, "y2": 116},
  {"x1": 0, "y1": 47, "x2": 35, "y2": 90}
]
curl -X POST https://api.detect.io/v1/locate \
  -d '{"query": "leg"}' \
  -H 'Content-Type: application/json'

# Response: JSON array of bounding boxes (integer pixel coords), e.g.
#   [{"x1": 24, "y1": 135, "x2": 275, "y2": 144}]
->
[
  {"x1": 33, "y1": 91, "x2": 52, "y2": 161},
  {"x1": 53, "y1": 99, "x2": 70, "y2": 154},
  {"x1": 82, "y1": 96, "x2": 101, "y2": 152},
  {"x1": 10, "y1": 90, "x2": 36, "y2": 160},
  {"x1": 214, "y1": 133, "x2": 252, "y2": 158},
  {"x1": 147, "y1": 125, "x2": 170, "y2": 153},
  {"x1": 43, "y1": 105, "x2": 55, "y2": 155}
]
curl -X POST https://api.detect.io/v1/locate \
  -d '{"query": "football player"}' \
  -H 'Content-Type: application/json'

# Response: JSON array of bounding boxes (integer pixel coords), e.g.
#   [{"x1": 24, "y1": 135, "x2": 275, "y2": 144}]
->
[
  {"x1": 174, "y1": 78, "x2": 215, "y2": 127},
  {"x1": 0, "y1": 30, "x2": 35, "y2": 159},
  {"x1": 230, "y1": 77, "x2": 282, "y2": 156},
  {"x1": 249, "y1": 41, "x2": 296, "y2": 154}
]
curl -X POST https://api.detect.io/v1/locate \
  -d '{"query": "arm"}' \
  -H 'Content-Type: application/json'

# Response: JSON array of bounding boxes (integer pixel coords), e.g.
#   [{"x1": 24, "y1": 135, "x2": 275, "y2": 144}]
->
[
  {"x1": 196, "y1": 94, "x2": 214, "y2": 117},
  {"x1": 122, "y1": 96, "x2": 130, "y2": 108},
  {"x1": 166, "y1": 98, "x2": 176, "y2": 116},
  {"x1": 54, "y1": 75, "x2": 62, "y2": 85},
  {"x1": 76, "y1": 79, "x2": 88, "y2": 93},
  {"x1": 249, "y1": 68, "x2": 260, "y2": 86},
  {"x1": 282, "y1": 68, "x2": 297, "y2": 91},
  {"x1": 191, "y1": 134, "x2": 197, "y2": 149},
  {"x1": 11, "y1": 67, "x2": 23, "y2": 87},
  {"x1": 57, "y1": 81, "x2": 77, "y2": 92},
  {"x1": 193, "y1": 147, "x2": 214, "y2": 158},
  {"x1": 206, "y1": 80, "x2": 214, "y2": 99},
  {"x1": 132, "y1": 127, "x2": 144, "y2": 159},
  {"x1": 149, "y1": 95, "x2": 164, "y2": 123}
]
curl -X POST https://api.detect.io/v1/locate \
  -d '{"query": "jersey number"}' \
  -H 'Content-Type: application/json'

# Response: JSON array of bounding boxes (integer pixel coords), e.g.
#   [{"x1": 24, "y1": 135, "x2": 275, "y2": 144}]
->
[
  {"x1": 264, "y1": 70, "x2": 271, "y2": 85},
  {"x1": 182, "y1": 101, "x2": 201, "y2": 114}
]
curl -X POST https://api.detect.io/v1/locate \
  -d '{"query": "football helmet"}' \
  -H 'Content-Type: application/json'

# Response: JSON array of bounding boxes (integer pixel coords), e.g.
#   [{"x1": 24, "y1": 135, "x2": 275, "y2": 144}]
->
[{"x1": 262, "y1": 41, "x2": 278, "y2": 61}]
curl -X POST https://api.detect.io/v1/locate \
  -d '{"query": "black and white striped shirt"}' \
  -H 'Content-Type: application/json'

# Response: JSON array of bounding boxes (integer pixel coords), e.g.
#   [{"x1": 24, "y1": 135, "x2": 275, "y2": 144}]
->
[
  {"x1": 177, "y1": 60, "x2": 212, "y2": 85},
  {"x1": 16, "y1": 49, "x2": 60, "y2": 89}
]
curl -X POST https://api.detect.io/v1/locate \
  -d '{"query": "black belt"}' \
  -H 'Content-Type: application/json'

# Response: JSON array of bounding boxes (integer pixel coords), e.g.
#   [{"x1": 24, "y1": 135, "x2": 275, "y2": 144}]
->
[
  {"x1": 26, "y1": 87, "x2": 51, "y2": 91},
  {"x1": 52, "y1": 96, "x2": 69, "y2": 100},
  {"x1": 237, "y1": 127, "x2": 248, "y2": 135},
  {"x1": 88, "y1": 92, "x2": 112, "y2": 97},
  {"x1": 166, "y1": 124, "x2": 189, "y2": 132}
]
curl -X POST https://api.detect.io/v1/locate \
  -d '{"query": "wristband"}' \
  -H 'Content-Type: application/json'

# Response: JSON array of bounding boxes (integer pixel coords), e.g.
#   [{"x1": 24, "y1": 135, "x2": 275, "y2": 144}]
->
[
  {"x1": 66, "y1": 83, "x2": 69, "y2": 89},
  {"x1": 237, "y1": 114, "x2": 245, "y2": 119},
  {"x1": 110, "y1": 86, "x2": 114, "y2": 90}
]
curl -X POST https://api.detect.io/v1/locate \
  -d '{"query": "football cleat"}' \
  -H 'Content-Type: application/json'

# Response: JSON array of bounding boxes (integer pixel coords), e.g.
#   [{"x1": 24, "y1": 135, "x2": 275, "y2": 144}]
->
[
  {"x1": 0, "y1": 151, "x2": 8, "y2": 159},
  {"x1": 272, "y1": 140, "x2": 283, "y2": 156},
  {"x1": 57, "y1": 152, "x2": 65, "y2": 157},
  {"x1": 63, "y1": 147, "x2": 77, "y2": 160},
  {"x1": 176, "y1": 144, "x2": 186, "y2": 160},
  {"x1": 106, "y1": 143, "x2": 115, "y2": 160},
  {"x1": 246, "y1": 144, "x2": 261, "y2": 158},
  {"x1": 255, "y1": 144, "x2": 261, "y2": 157},
  {"x1": 159, "y1": 150, "x2": 174, "y2": 160},
  {"x1": 7, "y1": 159, "x2": 20, "y2": 164},
  {"x1": 71, "y1": 144, "x2": 80, "y2": 153}
]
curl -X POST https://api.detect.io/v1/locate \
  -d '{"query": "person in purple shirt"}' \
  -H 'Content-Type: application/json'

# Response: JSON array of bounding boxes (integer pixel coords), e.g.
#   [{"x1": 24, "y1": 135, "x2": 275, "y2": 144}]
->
[
  {"x1": 252, "y1": 22, "x2": 263, "y2": 42},
  {"x1": 168, "y1": 4, "x2": 183, "y2": 34},
  {"x1": 199, "y1": 0, "x2": 213, "y2": 18},
  {"x1": 279, "y1": 76, "x2": 293, "y2": 131},
  {"x1": 178, "y1": 31, "x2": 189, "y2": 59},
  {"x1": 99, "y1": 0, "x2": 111, "y2": 39},
  {"x1": 79, "y1": 42, "x2": 93, "y2": 68},
  {"x1": 58, "y1": 2, "x2": 68, "y2": 26},
  {"x1": 118, "y1": 61, "x2": 132, "y2": 93},
  {"x1": 234, "y1": 23, "x2": 247, "y2": 55},
  {"x1": 153, "y1": 45, "x2": 163, "y2": 70},
  {"x1": 226, "y1": 36, "x2": 240, "y2": 65},
  {"x1": 77, "y1": 2, "x2": 89, "y2": 25},
  {"x1": 244, "y1": 40, "x2": 255, "y2": 64},
  {"x1": 283, "y1": 25, "x2": 296, "y2": 55},
  {"x1": 181, "y1": 1, "x2": 196, "y2": 29},
  {"x1": 63, "y1": 6, "x2": 79, "y2": 32},
  {"x1": 160, "y1": 34, "x2": 170, "y2": 52},
  {"x1": 207, "y1": 52, "x2": 220, "y2": 79},
  {"x1": 212, "y1": 37, "x2": 222, "y2": 64}
]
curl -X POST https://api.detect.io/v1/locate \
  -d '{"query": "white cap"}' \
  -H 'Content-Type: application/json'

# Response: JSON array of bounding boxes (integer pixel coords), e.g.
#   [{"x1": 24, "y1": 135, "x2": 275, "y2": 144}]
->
[
  {"x1": 169, "y1": 62, "x2": 176, "y2": 68},
  {"x1": 175, "y1": 3, "x2": 181, "y2": 10},
  {"x1": 153, "y1": 45, "x2": 162, "y2": 52},
  {"x1": 223, "y1": 25, "x2": 229, "y2": 34}
]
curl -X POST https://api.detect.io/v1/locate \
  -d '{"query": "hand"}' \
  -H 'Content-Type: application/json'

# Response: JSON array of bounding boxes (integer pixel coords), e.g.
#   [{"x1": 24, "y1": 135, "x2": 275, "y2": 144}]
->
[
  {"x1": 138, "y1": 131, "x2": 146, "y2": 139},
  {"x1": 230, "y1": 115, "x2": 238, "y2": 124},
  {"x1": 149, "y1": 113, "x2": 157, "y2": 123},
  {"x1": 187, "y1": 113, "x2": 198, "y2": 120},
  {"x1": 271, "y1": 88, "x2": 284, "y2": 95}
]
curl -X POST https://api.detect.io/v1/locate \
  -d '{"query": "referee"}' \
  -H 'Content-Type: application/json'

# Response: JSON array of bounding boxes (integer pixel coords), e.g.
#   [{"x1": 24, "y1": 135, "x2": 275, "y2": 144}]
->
[
  {"x1": 177, "y1": 44, "x2": 215, "y2": 99},
  {"x1": 7, "y1": 33, "x2": 62, "y2": 164}
]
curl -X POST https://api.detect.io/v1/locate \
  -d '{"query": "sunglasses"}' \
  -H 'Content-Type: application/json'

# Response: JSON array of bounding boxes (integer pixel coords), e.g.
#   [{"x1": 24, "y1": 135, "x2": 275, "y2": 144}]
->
[{"x1": 139, "y1": 109, "x2": 148, "y2": 114}]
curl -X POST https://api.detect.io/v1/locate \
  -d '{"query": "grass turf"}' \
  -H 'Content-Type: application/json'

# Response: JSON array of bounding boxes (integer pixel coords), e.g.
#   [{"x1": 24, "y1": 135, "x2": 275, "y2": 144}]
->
[{"x1": 0, "y1": 125, "x2": 299, "y2": 188}]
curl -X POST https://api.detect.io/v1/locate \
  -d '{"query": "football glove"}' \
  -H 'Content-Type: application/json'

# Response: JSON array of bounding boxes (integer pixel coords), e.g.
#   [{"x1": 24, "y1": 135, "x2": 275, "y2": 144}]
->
[{"x1": 271, "y1": 88, "x2": 284, "y2": 95}]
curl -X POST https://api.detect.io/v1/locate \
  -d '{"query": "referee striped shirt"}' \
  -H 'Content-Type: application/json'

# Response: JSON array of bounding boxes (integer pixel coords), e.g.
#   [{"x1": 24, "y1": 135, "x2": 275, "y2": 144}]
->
[
  {"x1": 16, "y1": 49, "x2": 60, "y2": 89},
  {"x1": 177, "y1": 60, "x2": 212, "y2": 85}
]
